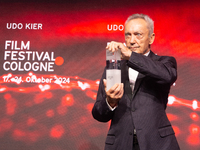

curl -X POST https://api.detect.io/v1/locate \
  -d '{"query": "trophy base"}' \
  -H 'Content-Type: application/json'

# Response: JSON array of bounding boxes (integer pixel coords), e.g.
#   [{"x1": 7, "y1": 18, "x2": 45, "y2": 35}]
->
[{"x1": 106, "y1": 69, "x2": 121, "y2": 91}]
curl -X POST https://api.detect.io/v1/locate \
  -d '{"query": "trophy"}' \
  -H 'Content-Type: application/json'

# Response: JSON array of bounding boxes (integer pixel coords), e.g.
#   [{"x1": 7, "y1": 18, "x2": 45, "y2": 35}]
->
[{"x1": 106, "y1": 42, "x2": 121, "y2": 90}]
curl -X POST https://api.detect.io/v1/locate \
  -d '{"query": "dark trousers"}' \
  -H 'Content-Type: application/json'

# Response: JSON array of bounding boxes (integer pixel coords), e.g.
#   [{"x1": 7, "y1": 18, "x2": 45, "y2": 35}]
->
[{"x1": 133, "y1": 134, "x2": 140, "y2": 150}]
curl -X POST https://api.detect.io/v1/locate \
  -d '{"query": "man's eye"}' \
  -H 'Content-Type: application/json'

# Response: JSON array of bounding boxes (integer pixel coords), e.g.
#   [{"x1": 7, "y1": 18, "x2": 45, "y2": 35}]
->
[
  {"x1": 136, "y1": 33, "x2": 141, "y2": 36},
  {"x1": 125, "y1": 34, "x2": 131, "y2": 38}
]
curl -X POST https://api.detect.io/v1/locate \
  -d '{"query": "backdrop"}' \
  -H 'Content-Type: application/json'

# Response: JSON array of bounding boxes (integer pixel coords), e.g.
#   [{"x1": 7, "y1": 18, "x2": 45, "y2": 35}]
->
[{"x1": 0, "y1": 0, "x2": 200, "y2": 150}]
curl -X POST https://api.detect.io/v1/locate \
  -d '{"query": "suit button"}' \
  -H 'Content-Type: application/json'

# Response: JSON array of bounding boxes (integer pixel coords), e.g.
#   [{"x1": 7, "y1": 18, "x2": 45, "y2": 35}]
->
[{"x1": 129, "y1": 132, "x2": 133, "y2": 135}]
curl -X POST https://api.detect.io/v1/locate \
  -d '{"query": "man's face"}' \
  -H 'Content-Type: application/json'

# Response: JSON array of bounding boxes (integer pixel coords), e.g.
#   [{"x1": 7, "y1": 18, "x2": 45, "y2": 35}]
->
[{"x1": 125, "y1": 18, "x2": 155, "y2": 54}]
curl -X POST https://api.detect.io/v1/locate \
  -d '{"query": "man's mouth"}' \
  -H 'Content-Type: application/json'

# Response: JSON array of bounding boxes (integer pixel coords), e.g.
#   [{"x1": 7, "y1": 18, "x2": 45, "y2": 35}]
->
[{"x1": 129, "y1": 47, "x2": 139, "y2": 51}]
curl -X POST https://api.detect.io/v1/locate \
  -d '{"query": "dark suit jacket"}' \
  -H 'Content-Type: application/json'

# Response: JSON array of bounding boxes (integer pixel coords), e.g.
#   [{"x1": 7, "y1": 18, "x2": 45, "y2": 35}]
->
[{"x1": 92, "y1": 51, "x2": 180, "y2": 150}]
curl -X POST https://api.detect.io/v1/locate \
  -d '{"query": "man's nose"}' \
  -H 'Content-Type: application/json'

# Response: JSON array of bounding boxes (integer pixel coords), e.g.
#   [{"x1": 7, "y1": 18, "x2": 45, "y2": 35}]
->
[{"x1": 130, "y1": 35, "x2": 136, "y2": 44}]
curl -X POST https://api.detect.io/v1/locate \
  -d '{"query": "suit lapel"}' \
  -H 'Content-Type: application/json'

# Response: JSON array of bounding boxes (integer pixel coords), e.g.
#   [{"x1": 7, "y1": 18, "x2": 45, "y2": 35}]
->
[
  {"x1": 125, "y1": 77, "x2": 133, "y2": 101},
  {"x1": 121, "y1": 60, "x2": 133, "y2": 101},
  {"x1": 132, "y1": 73, "x2": 145, "y2": 99}
]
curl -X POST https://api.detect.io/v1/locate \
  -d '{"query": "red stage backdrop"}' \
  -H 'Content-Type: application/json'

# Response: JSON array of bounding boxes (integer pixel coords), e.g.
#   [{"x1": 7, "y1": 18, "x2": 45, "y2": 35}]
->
[{"x1": 0, "y1": 0, "x2": 200, "y2": 150}]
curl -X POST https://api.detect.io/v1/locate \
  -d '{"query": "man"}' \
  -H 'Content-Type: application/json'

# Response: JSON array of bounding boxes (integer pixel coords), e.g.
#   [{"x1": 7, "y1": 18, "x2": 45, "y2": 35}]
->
[{"x1": 92, "y1": 14, "x2": 180, "y2": 150}]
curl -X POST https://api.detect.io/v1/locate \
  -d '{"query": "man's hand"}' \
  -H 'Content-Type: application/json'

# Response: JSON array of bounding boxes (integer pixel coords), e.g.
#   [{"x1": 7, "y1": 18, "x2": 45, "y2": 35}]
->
[
  {"x1": 106, "y1": 41, "x2": 132, "y2": 60},
  {"x1": 103, "y1": 79, "x2": 124, "y2": 108}
]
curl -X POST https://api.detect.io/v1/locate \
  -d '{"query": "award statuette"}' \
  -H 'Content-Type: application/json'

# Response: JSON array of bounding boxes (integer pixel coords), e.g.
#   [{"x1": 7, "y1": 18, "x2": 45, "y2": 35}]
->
[{"x1": 106, "y1": 43, "x2": 121, "y2": 90}]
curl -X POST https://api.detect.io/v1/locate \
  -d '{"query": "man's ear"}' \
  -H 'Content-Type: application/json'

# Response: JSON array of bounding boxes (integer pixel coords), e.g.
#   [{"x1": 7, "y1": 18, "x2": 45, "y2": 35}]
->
[{"x1": 149, "y1": 33, "x2": 155, "y2": 45}]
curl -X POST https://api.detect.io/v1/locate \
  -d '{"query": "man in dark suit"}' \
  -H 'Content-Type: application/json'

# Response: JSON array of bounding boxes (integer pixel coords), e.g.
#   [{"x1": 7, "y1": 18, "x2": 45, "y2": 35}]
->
[{"x1": 92, "y1": 14, "x2": 180, "y2": 150}]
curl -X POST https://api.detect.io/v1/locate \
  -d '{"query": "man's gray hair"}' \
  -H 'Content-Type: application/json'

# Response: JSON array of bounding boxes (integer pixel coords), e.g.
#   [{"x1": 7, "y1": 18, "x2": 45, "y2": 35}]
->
[{"x1": 125, "y1": 14, "x2": 154, "y2": 37}]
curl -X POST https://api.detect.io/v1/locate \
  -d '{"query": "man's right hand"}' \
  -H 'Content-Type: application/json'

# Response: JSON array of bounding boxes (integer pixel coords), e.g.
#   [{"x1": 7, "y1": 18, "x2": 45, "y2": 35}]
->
[
  {"x1": 103, "y1": 79, "x2": 124, "y2": 108},
  {"x1": 106, "y1": 41, "x2": 132, "y2": 60}
]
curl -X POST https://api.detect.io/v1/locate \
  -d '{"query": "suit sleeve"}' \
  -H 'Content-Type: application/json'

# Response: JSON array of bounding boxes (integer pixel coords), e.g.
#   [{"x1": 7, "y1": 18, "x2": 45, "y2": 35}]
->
[
  {"x1": 92, "y1": 68, "x2": 115, "y2": 122},
  {"x1": 127, "y1": 52, "x2": 177, "y2": 85}
]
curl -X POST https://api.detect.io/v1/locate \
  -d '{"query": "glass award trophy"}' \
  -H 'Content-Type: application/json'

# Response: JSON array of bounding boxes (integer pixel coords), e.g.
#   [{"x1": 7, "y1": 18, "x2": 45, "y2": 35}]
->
[{"x1": 106, "y1": 43, "x2": 121, "y2": 90}]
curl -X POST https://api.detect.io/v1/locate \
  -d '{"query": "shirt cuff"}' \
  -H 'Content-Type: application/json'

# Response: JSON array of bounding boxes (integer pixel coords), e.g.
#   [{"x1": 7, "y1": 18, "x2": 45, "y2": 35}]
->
[{"x1": 106, "y1": 98, "x2": 117, "y2": 111}]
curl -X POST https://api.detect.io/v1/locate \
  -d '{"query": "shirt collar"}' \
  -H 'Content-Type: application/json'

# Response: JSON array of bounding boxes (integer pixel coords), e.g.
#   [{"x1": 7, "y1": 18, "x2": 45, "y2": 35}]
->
[{"x1": 144, "y1": 50, "x2": 150, "y2": 56}]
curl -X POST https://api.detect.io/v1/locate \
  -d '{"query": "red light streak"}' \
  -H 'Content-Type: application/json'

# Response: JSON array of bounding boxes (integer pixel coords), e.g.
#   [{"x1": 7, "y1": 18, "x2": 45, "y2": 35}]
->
[
  {"x1": 187, "y1": 124, "x2": 200, "y2": 145},
  {"x1": 1, "y1": 73, "x2": 99, "y2": 91},
  {"x1": 57, "y1": 105, "x2": 67, "y2": 116},
  {"x1": 86, "y1": 103, "x2": 94, "y2": 112},
  {"x1": 187, "y1": 135, "x2": 200, "y2": 146},
  {"x1": 50, "y1": 124, "x2": 65, "y2": 139},
  {"x1": 38, "y1": 84, "x2": 51, "y2": 92},
  {"x1": 86, "y1": 91, "x2": 97, "y2": 100},
  {"x1": 170, "y1": 40, "x2": 200, "y2": 58},
  {"x1": 192, "y1": 100, "x2": 198, "y2": 110},
  {"x1": 167, "y1": 113, "x2": 178, "y2": 121},
  {"x1": 190, "y1": 113, "x2": 199, "y2": 121},
  {"x1": 12, "y1": 128, "x2": 42, "y2": 143},
  {"x1": 0, "y1": 72, "x2": 199, "y2": 146},
  {"x1": 46, "y1": 109, "x2": 55, "y2": 118},
  {"x1": 88, "y1": 127, "x2": 102, "y2": 137},
  {"x1": 172, "y1": 126, "x2": 180, "y2": 136},
  {"x1": 0, "y1": 118, "x2": 13, "y2": 136},
  {"x1": 168, "y1": 96, "x2": 200, "y2": 111},
  {"x1": 189, "y1": 124, "x2": 200, "y2": 135},
  {"x1": 3, "y1": 72, "x2": 199, "y2": 112},
  {"x1": 4, "y1": 93, "x2": 17, "y2": 116},
  {"x1": 77, "y1": 81, "x2": 91, "y2": 90},
  {"x1": 0, "y1": 87, "x2": 7, "y2": 92},
  {"x1": 61, "y1": 94, "x2": 74, "y2": 106},
  {"x1": 34, "y1": 92, "x2": 53, "y2": 104},
  {"x1": 27, "y1": 117, "x2": 36, "y2": 126},
  {"x1": 13, "y1": 129, "x2": 26, "y2": 140}
]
